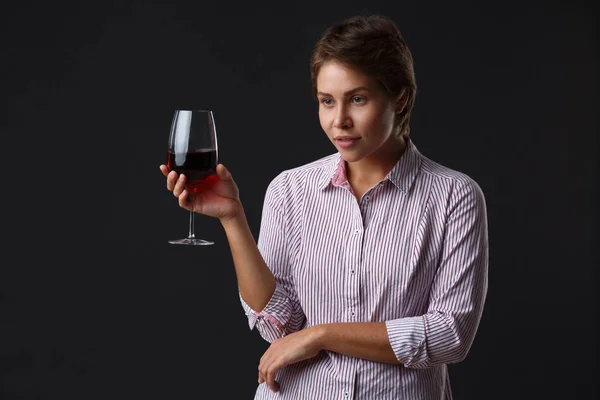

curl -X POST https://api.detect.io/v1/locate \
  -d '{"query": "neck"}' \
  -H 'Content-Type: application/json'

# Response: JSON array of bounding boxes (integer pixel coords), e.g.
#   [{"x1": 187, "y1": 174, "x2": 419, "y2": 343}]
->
[{"x1": 346, "y1": 136, "x2": 407, "y2": 187}]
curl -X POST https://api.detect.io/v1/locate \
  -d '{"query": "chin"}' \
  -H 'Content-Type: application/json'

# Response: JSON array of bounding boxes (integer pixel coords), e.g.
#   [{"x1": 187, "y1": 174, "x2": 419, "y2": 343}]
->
[{"x1": 338, "y1": 150, "x2": 364, "y2": 163}]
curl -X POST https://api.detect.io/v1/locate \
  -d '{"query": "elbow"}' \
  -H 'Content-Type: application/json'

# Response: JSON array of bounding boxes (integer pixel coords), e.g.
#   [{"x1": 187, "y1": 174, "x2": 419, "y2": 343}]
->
[
  {"x1": 442, "y1": 332, "x2": 475, "y2": 365},
  {"x1": 448, "y1": 342, "x2": 470, "y2": 364},
  {"x1": 426, "y1": 318, "x2": 477, "y2": 367}
]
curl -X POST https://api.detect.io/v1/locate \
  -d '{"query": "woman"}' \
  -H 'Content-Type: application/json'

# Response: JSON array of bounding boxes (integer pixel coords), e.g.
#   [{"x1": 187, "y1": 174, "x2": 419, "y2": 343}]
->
[{"x1": 160, "y1": 14, "x2": 488, "y2": 400}]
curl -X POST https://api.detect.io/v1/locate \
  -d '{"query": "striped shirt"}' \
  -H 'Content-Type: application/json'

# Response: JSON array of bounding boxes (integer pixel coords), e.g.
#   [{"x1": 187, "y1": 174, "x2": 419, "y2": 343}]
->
[{"x1": 240, "y1": 139, "x2": 489, "y2": 399}]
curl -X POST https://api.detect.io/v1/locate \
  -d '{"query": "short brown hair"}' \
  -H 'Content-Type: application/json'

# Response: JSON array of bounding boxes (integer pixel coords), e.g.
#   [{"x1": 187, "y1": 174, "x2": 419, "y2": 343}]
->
[{"x1": 310, "y1": 14, "x2": 417, "y2": 139}]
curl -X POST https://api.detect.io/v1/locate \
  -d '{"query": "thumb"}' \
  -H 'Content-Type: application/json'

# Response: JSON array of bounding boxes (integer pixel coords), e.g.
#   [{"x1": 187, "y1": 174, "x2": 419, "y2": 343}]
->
[{"x1": 216, "y1": 164, "x2": 233, "y2": 182}]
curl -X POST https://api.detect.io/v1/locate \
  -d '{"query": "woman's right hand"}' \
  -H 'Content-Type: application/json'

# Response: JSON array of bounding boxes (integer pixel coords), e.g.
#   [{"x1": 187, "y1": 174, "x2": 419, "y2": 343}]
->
[{"x1": 159, "y1": 164, "x2": 243, "y2": 222}]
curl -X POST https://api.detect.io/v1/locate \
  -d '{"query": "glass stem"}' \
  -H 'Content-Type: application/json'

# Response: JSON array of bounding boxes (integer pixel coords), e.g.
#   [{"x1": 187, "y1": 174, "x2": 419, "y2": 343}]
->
[{"x1": 188, "y1": 190, "x2": 196, "y2": 239}]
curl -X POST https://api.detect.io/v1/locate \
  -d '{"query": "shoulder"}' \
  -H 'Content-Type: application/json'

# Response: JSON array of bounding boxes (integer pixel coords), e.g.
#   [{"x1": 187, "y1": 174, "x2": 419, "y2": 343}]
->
[
  {"x1": 262, "y1": 153, "x2": 337, "y2": 207},
  {"x1": 267, "y1": 153, "x2": 338, "y2": 193},
  {"x1": 419, "y1": 154, "x2": 486, "y2": 206}
]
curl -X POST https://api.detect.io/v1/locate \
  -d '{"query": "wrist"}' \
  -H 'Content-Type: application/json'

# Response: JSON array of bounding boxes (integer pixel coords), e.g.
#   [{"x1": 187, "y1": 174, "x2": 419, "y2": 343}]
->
[
  {"x1": 310, "y1": 324, "x2": 329, "y2": 350},
  {"x1": 219, "y1": 203, "x2": 246, "y2": 228}
]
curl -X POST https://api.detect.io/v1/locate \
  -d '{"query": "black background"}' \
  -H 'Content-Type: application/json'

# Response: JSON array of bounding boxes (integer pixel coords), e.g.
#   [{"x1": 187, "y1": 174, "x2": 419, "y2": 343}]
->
[{"x1": 1, "y1": 0, "x2": 596, "y2": 399}]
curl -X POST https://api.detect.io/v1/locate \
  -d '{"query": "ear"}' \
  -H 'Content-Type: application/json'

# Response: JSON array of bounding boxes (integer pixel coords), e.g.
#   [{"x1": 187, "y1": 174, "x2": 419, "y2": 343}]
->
[{"x1": 395, "y1": 89, "x2": 408, "y2": 114}]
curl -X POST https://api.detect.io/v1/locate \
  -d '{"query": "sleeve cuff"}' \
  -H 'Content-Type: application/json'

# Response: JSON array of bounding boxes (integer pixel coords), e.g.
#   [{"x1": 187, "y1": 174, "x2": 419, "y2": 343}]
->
[
  {"x1": 385, "y1": 316, "x2": 427, "y2": 367},
  {"x1": 239, "y1": 284, "x2": 291, "y2": 341}
]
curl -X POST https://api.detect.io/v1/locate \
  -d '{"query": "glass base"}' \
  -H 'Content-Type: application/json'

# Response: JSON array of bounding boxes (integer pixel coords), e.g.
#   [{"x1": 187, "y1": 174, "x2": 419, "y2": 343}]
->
[{"x1": 168, "y1": 238, "x2": 214, "y2": 246}]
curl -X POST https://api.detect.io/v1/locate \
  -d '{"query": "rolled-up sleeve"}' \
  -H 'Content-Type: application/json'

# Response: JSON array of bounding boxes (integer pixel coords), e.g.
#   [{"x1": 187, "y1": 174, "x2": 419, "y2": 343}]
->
[
  {"x1": 386, "y1": 178, "x2": 489, "y2": 368},
  {"x1": 239, "y1": 173, "x2": 306, "y2": 343}
]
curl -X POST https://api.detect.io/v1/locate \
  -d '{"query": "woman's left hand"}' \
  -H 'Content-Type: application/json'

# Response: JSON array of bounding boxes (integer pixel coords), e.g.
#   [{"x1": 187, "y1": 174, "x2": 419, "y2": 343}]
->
[{"x1": 258, "y1": 326, "x2": 324, "y2": 393}]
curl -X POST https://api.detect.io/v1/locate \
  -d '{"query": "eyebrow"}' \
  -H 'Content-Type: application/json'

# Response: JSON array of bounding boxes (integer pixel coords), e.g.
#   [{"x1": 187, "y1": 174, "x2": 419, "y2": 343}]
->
[{"x1": 316, "y1": 86, "x2": 370, "y2": 97}]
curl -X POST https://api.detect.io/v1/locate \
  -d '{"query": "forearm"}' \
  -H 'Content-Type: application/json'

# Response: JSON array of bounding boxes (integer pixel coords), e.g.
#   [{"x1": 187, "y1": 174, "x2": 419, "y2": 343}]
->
[
  {"x1": 220, "y1": 209, "x2": 276, "y2": 312},
  {"x1": 314, "y1": 322, "x2": 400, "y2": 364}
]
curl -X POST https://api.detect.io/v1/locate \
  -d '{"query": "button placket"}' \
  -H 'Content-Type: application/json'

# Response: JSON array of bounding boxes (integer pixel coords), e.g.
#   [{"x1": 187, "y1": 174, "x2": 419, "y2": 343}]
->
[{"x1": 346, "y1": 202, "x2": 362, "y2": 325}]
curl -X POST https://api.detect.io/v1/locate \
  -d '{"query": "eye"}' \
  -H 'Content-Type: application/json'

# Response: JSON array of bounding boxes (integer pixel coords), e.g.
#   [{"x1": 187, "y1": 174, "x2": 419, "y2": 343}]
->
[
  {"x1": 321, "y1": 98, "x2": 334, "y2": 106},
  {"x1": 351, "y1": 96, "x2": 365, "y2": 104}
]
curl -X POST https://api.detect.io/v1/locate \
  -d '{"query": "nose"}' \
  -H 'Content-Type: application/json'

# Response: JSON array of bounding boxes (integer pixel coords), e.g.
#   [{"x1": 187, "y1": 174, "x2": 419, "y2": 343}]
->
[{"x1": 333, "y1": 105, "x2": 353, "y2": 129}]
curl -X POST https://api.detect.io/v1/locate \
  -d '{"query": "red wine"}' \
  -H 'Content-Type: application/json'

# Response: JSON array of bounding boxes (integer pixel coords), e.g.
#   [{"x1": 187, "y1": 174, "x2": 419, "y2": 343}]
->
[{"x1": 167, "y1": 149, "x2": 217, "y2": 185}]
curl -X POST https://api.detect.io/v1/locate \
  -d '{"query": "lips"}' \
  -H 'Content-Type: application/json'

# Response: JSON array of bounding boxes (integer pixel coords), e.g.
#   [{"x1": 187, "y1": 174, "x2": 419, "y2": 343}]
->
[{"x1": 335, "y1": 137, "x2": 360, "y2": 148}]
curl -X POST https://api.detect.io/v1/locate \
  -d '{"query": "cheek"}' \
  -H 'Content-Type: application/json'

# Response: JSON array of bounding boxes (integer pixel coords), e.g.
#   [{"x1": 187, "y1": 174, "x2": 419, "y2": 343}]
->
[
  {"x1": 365, "y1": 109, "x2": 395, "y2": 135},
  {"x1": 356, "y1": 111, "x2": 382, "y2": 131},
  {"x1": 318, "y1": 110, "x2": 331, "y2": 133}
]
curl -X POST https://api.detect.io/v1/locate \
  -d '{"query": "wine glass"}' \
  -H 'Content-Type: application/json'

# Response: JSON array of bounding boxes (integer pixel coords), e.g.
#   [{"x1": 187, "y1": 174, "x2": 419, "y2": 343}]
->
[{"x1": 166, "y1": 109, "x2": 218, "y2": 245}]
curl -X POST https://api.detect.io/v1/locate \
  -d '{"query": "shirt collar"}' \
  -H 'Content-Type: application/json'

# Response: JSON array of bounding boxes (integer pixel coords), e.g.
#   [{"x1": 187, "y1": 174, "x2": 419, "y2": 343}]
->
[{"x1": 318, "y1": 139, "x2": 422, "y2": 194}]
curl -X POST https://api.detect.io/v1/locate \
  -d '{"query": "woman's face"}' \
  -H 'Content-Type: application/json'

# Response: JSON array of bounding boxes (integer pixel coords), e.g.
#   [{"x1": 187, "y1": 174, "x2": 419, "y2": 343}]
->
[{"x1": 316, "y1": 61, "x2": 402, "y2": 164}]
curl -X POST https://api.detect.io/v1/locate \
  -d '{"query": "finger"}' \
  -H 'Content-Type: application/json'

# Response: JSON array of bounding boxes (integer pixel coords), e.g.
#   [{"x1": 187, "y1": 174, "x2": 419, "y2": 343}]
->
[
  {"x1": 258, "y1": 360, "x2": 266, "y2": 385},
  {"x1": 258, "y1": 366, "x2": 264, "y2": 384},
  {"x1": 266, "y1": 363, "x2": 280, "y2": 393},
  {"x1": 258, "y1": 356, "x2": 271, "y2": 386},
  {"x1": 258, "y1": 347, "x2": 277, "y2": 386},
  {"x1": 258, "y1": 351, "x2": 273, "y2": 375},
  {"x1": 173, "y1": 174, "x2": 186, "y2": 197},
  {"x1": 166, "y1": 171, "x2": 178, "y2": 192},
  {"x1": 178, "y1": 188, "x2": 191, "y2": 210},
  {"x1": 159, "y1": 165, "x2": 169, "y2": 177}
]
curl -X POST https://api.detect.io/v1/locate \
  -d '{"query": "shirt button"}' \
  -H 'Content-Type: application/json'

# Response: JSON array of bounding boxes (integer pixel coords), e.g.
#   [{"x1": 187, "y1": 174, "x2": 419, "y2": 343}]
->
[
  {"x1": 350, "y1": 269, "x2": 355, "y2": 274},
  {"x1": 354, "y1": 229, "x2": 359, "y2": 234},
  {"x1": 350, "y1": 311, "x2": 355, "y2": 316},
  {"x1": 344, "y1": 392, "x2": 349, "y2": 397},
  {"x1": 365, "y1": 196, "x2": 370, "y2": 201}
]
